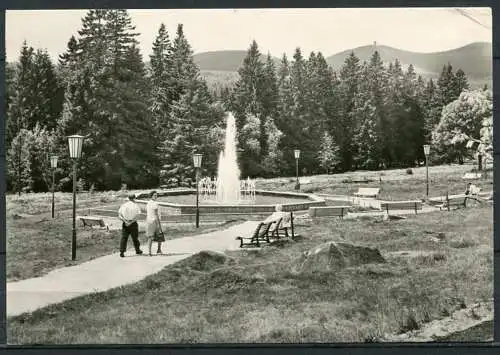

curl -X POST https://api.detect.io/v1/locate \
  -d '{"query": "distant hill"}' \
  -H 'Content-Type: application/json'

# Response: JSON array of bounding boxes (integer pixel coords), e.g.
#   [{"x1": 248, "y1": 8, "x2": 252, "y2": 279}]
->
[
  {"x1": 195, "y1": 42, "x2": 492, "y2": 89},
  {"x1": 193, "y1": 50, "x2": 281, "y2": 72},
  {"x1": 326, "y1": 42, "x2": 492, "y2": 87}
]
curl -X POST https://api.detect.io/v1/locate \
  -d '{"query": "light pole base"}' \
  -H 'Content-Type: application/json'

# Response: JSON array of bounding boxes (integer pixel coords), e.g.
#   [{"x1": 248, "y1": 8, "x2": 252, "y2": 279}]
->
[{"x1": 295, "y1": 182, "x2": 300, "y2": 190}]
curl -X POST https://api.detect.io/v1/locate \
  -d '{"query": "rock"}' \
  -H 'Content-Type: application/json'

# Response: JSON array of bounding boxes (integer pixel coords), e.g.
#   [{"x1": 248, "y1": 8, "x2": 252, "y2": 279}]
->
[
  {"x1": 175, "y1": 250, "x2": 235, "y2": 271},
  {"x1": 297, "y1": 241, "x2": 386, "y2": 273}
]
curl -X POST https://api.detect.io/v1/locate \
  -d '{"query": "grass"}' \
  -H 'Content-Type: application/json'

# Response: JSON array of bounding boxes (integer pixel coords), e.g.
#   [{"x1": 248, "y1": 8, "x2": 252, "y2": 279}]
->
[
  {"x1": 8, "y1": 204, "x2": 493, "y2": 344},
  {"x1": 257, "y1": 163, "x2": 493, "y2": 201},
  {"x1": 6, "y1": 215, "x2": 244, "y2": 282}
]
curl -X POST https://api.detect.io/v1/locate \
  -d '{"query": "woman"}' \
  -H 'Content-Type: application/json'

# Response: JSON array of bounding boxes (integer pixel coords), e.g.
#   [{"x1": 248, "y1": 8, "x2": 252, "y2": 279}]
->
[{"x1": 146, "y1": 191, "x2": 165, "y2": 256}]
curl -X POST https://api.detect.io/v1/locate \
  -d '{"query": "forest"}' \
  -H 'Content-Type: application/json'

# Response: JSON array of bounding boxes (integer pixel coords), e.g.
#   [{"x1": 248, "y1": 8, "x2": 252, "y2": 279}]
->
[{"x1": 5, "y1": 9, "x2": 493, "y2": 193}]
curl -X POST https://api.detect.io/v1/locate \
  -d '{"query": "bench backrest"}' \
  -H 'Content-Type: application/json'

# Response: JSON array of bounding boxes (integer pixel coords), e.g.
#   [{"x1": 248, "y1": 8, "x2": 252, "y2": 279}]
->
[
  {"x1": 80, "y1": 217, "x2": 105, "y2": 227},
  {"x1": 446, "y1": 197, "x2": 467, "y2": 206},
  {"x1": 381, "y1": 201, "x2": 422, "y2": 210},
  {"x1": 251, "y1": 222, "x2": 265, "y2": 239},
  {"x1": 259, "y1": 221, "x2": 274, "y2": 236},
  {"x1": 356, "y1": 188, "x2": 380, "y2": 195}
]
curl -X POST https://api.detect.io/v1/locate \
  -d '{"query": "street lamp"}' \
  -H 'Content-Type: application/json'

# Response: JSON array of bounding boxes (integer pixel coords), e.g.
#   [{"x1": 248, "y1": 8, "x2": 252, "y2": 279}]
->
[
  {"x1": 68, "y1": 135, "x2": 85, "y2": 261},
  {"x1": 50, "y1": 155, "x2": 58, "y2": 218},
  {"x1": 193, "y1": 153, "x2": 203, "y2": 228},
  {"x1": 423, "y1": 144, "x2": 431, "y2": 198},
  {"x1": 294, "y1": 149, "x2": 301, "y2": 190}
]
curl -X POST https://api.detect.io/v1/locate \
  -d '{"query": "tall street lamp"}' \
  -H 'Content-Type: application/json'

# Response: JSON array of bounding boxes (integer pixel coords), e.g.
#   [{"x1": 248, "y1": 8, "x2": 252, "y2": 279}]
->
[
  {"x1": 294, "y1": 149, "x2": 301, "y2": 190},
  {"x1": 68, "y1": 135, "x2": 85, "y2": 261},
  {"x1": 50, "y1": 155, "x2": 58, "y2": 218},
  {"x1": 193, "y1": 153, "x2": 203, "y2": 228},
  {"x1": 423, "y1": 144, "x2": 431, "y2": 198}
]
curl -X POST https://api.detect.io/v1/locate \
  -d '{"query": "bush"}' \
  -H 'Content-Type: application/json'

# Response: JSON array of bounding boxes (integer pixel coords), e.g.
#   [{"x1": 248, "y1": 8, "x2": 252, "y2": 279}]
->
[{"x1": 406, "y1": 168, "x2": 413, "y2": 175}]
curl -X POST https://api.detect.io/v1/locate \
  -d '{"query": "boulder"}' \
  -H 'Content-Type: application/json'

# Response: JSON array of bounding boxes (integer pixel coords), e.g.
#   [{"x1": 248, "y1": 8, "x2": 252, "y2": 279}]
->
[
  {"x1": 297, "y1": 241, "x2": 386, "y2": 273},
  {"x1": 175, "y1": 250, "x2": 235, "y2": 271}
]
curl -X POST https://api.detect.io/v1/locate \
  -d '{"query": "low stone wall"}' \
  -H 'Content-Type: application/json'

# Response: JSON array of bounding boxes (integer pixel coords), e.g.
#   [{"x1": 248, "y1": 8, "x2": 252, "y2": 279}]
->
[{"x1": 134, "y1": 189, "x2": 326, "y2": 215}]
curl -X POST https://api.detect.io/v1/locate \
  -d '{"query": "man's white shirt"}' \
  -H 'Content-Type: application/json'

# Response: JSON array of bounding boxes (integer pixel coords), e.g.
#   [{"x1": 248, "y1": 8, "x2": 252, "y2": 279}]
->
[{"x1": 119, "y1": 201, "x2": 142, "y2": 225}]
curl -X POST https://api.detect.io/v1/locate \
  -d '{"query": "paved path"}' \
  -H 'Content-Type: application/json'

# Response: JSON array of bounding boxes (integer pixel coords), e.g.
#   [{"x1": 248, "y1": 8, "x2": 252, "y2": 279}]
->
[{"x1": 6, "y1": 221, "x2": 259, "y2": 317}]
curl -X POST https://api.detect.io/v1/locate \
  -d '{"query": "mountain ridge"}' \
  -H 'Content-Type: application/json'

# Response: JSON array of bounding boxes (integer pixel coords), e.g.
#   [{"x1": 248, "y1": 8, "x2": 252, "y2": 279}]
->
[{"x1": 194, "y1": 42, "x2": 492, "y2": 89}]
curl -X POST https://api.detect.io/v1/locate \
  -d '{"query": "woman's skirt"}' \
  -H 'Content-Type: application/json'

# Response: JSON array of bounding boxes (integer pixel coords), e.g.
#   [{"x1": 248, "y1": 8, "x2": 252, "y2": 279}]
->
[{"x1": 146, "y1": 220, "x2": 165, "y2": 242}]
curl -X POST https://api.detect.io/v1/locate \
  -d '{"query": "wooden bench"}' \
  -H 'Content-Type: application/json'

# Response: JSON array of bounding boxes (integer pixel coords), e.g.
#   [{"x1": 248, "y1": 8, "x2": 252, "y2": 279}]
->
[
  {"x1": 309, "y1": 206, "x2": 350, "y2": 219},
  {"x1": 462, "y1": 172, "x2": 482, "y2": 180},
  {"x1": 380, "y1": 200, "x2": 423, "y2": 215},
  {"x1": 79, "y1": 216, "x2": 109, "y2": 231},
  {"x1": 236, "y1": 221, "x2": 275, "y2": 247},
  {"x1": 354, "y1": 187, "x2": 380, "y2": 199},
  {"x1": 437, "y1": 195, "x2": 468, "y2": 211}
]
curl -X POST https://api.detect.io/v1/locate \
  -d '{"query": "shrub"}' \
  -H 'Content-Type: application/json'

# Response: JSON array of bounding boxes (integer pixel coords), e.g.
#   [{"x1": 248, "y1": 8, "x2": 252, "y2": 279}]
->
[{"x1": 406, "y1": 168, "x2": 413, "y2": 175}]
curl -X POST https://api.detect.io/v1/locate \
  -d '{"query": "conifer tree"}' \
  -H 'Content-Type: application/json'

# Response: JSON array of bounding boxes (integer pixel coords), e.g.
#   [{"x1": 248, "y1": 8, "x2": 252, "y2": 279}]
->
[
  {"x1": 317, "y1": 131, "x2": 340, "y2": 174},
  {"x1": 149, "y1": 23, "x2": 175, "y2": 136},
  {"x1": 338, "y1": 52, "x2": 362, "y2": 171}
]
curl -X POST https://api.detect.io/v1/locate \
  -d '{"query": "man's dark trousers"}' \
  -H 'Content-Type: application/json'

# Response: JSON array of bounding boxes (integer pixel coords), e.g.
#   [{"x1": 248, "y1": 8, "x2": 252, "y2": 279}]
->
[{"x1": 120, "y1": 221, "x2": 141, "y2": 254}]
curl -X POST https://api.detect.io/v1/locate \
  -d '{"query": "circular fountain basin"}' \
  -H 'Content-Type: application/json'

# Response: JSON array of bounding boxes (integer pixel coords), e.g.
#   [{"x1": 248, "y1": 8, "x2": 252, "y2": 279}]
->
[{"x1": 133, "y1": 189, "x2": 328, "y2": 223}]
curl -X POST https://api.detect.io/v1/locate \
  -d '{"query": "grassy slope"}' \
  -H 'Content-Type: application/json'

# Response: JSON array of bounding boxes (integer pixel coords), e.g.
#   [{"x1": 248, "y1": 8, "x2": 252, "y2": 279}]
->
[
  {"x1": 8, "y1": 204, "x2": 492, "y2": 344},
  {"x1": 257, "y1": 164, "x2": 493, "y2": 201}
]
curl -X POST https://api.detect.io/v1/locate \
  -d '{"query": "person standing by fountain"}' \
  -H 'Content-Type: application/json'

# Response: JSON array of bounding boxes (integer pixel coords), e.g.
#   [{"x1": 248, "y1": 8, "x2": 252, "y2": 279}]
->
[{"x1": 146, "y1": 191, "x2": 165, "y2": 256}]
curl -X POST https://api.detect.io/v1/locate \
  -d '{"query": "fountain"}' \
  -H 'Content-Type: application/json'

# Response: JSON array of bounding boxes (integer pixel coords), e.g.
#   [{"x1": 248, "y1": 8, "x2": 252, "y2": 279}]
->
[
  {"x1": 113, "y1": 112, "x2": 327, "y2": 223},
  {"x1": 216, "y1": 112, "x2": 242, "y2": 203}
]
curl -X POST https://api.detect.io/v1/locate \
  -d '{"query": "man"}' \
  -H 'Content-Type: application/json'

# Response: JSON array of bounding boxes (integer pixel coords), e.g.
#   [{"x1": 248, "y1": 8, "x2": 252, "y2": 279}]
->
[{"x1": 118, "y1": 193, "x2": 143, "y2": 257}]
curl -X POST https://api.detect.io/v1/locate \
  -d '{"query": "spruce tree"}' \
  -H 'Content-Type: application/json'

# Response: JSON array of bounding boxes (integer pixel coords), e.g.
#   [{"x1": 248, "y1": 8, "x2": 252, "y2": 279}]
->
[
  {"x1": 149, "y1": 23, "x2": 175, "y2": 136},
  {"x1": 338, "y1": 52, "x2": 362, "y2": 171}
]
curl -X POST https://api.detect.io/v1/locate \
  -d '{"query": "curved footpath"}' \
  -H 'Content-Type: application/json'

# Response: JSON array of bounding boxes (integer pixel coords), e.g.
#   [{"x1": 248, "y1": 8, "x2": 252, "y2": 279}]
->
[{"x1": 6, "y1": 221, "x2": 260, "y2": 318}]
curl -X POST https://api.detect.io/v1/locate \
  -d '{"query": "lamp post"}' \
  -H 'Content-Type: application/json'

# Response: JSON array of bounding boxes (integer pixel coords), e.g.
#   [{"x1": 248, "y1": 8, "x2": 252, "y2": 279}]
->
[
  {"x1": 68, "y1": 135, "x2": 84, "y2": 261},
  {"x1": 423, "y1": 144, "x2": 430, "y2": 198},
  {"x1": 294, "y1": 149, "x2": 301, "y2": 190},
  {"x1": 50, "y1": 155, "x2": 58, "y2": 218},
  {"x1": 193, "y1": 153, "x2": 203, "y2": 228}
]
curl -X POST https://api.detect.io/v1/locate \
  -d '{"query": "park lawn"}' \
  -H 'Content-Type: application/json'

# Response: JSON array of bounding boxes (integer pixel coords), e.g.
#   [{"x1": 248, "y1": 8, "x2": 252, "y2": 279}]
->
[
  {"x1": 8, "y1": 204, "x2": 493, "y2": 344},
  {"x1": 6, "y1": 191, "x2": 125, "y2": 217},
  {"x1": 257, "y1": 164, "x2": 493, "y2": 201},
  {"x1": 6, "y1": 215, "x2": 244, "y2": 282}
]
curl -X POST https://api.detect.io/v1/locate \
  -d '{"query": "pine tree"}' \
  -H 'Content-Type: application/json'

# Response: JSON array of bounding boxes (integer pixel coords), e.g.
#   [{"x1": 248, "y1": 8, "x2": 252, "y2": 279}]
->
[
  {"x1": 338, "y1": 52, "x2": 362, "y2": 171},
  {"x1": 58, "y1": 9, "x2": 158, "y2": 190},
  {"x1": 352, "y1": 63, "x2": 382, "y2": 170},
  {"x1": 453, "y1": 68, "x2": 470, "y2": 98},
  {"x1": 31, "y1": 49, "x2": 64, "y2": 131},
  {"x1": 5, "y1": 62, "x2": 17, "y2": 149},
  {"x1": 231, "y1": 40, "x2": 265, "y2": 131},
  {"x1": 366, "y1": 51, "x2": 389, "y2": 167},
  {"x1": 422, "y1": 78, "x2": 442, "y2": 141},
  {"x1": 259, "y1": 53, "x2": 279, "y2": 159},
  {"x1": 437, "y1": 63, "x2": 456, "y2": 106},
  {"x1": 7, "y1": 129, "x2": 33, "y2": 195},
  {"x1": 171, "y1": 24, "x2": 200, "y2": 101},
  {"x1": 7, "y1": 41, "x2": 35, "y2": 143},
  {"x1": 149, "y1": 23, "x2": 175, "y2": 136}
]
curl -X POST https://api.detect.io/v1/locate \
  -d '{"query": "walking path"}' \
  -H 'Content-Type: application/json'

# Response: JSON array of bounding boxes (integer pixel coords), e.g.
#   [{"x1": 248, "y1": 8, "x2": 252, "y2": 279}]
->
[{"x1": 6, "y1": 220, "x2": 260, "y2": 318}]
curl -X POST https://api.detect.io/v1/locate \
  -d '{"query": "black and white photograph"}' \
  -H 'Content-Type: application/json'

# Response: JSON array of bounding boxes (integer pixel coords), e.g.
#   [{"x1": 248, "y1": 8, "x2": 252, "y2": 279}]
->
[{"x1": 4, "y1": 7, "x2": 494, "y2": 344}]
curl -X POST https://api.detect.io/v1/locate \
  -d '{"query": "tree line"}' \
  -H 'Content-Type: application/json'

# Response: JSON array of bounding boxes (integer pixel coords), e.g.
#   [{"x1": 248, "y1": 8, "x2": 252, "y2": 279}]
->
[{"x1": 5, "y1": 9, "x2": 492, "y2": 193}]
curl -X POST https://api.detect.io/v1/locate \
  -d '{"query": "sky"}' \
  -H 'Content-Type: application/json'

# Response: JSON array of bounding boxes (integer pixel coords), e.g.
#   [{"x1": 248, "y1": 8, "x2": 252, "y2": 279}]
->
[{"x1": 5, "y1": 8, "x2": 492, "y2": 62}]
